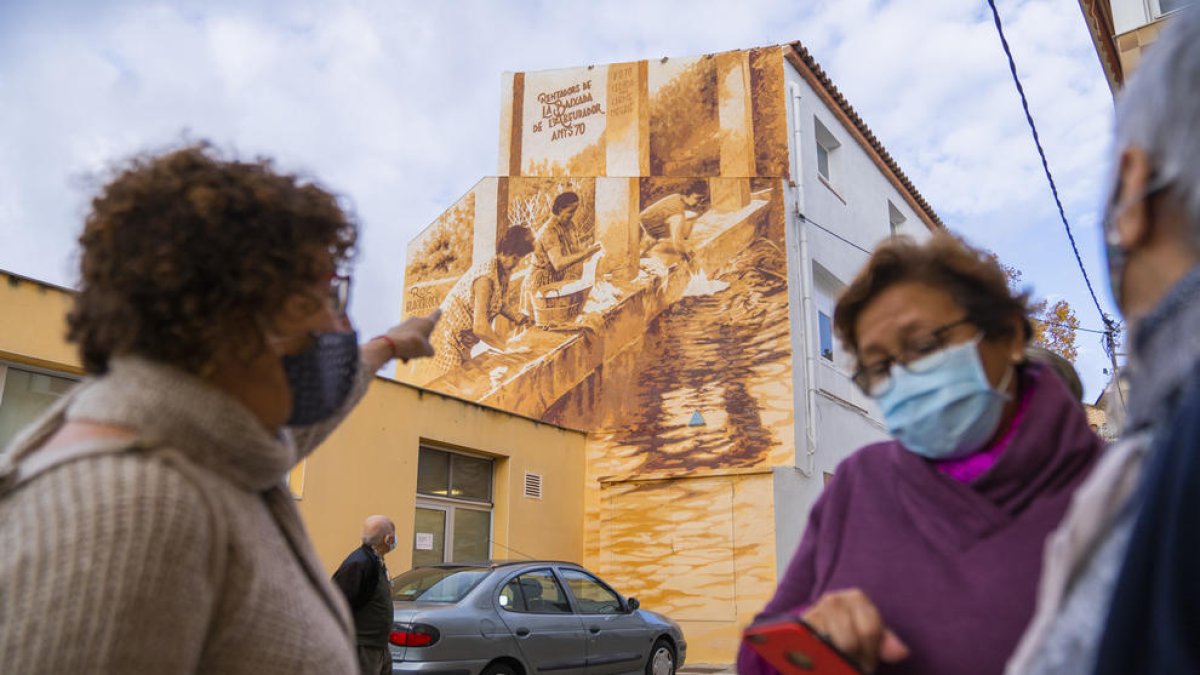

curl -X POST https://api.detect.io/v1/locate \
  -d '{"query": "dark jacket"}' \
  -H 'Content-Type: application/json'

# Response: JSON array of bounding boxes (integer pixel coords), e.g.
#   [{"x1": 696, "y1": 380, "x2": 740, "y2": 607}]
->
[
  {"x1": 1093, "y1": 363, "x2": 1200, "y2": 674},
  {"x1": 332, "y1": 544, "x2": 391, "y2": 646}
]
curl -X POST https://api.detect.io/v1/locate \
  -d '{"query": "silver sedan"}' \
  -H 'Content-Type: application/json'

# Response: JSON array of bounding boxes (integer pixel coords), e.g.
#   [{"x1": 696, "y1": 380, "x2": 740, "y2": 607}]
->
[{"x1": 388, "y1": 560, "x2": 686, "y2": 675}]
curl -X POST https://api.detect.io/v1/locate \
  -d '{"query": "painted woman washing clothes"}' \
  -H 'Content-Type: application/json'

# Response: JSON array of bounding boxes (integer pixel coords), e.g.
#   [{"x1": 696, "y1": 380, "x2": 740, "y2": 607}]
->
[
  {"x1": 523, "y1": 191, "x2": 601, "y2": 309},
  {"x1": 428, "y1": 226, "x2": 535, "y2": 378},
  {"x1": 740, "y1": 233, "x2": 1101, "y2": 675}
]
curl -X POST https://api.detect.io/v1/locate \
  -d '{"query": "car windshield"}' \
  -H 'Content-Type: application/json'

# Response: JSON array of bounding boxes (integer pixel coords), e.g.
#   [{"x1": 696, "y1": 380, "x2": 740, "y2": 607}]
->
[{"x1": 391, "y1": 567, "x2": 491, "y2": 603}]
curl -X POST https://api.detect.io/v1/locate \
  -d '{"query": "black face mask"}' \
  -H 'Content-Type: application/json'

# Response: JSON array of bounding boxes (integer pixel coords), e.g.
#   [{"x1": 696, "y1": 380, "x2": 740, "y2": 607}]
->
[{"x1": 282, "y1": 330, "x2": 360, "y2": 426}]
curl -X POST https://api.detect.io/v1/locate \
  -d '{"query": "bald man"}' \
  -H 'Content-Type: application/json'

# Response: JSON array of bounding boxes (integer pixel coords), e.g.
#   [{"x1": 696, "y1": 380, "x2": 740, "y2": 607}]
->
[{"x1": 332, "y1": 515, "x2": 397, "y2": 675}]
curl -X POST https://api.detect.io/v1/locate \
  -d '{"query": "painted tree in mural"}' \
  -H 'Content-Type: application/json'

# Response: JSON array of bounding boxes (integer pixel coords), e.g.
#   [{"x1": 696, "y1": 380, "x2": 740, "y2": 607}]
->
[{"x1": 406, "y1": 192, "x2": 475, "y2": 284}]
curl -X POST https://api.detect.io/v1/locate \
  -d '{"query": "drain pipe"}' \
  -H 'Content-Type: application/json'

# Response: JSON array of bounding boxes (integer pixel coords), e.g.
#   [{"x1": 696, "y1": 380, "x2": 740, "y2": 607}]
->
[{"x1": 794, "y1": 204, "x2": 819, "y2": 477}]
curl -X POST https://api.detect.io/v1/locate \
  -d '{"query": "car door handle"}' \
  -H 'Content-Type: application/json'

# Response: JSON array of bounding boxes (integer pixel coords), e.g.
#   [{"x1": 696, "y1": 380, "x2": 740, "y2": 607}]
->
[
  {"x1": 515, "y1": 628, "x2": 531, "y2": 637},
  {"x1": 589, "y1": 627, "x2": 601, "y2": 634}
]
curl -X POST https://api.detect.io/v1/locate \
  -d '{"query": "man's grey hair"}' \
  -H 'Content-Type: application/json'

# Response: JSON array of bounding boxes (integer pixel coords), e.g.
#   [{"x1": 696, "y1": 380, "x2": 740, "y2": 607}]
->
[{"x1": 1114, "y1": 7, "x2": 1200, "y2": 248}]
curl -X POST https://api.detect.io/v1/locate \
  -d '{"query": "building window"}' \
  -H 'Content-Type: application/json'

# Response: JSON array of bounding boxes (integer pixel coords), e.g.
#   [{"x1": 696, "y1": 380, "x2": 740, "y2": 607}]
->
[
  {"x1": 0, "y1": 363, "x2": 78, "y2": 450},
  {"x1": 1155, "y1": 0, "x2": 1194, "y2": 17},
  {"x1": 818, "y1": 311, "x2": 834, "y2": 361},
  {"x1": 414, "y1": 445, "x2": 494, "y2": 565},
  {"x1": 813, "y1": 117, "x2": 841, "y2": 184},
  {"x1": 888, "y1": 200, "x2": 907, "y2": 236}
]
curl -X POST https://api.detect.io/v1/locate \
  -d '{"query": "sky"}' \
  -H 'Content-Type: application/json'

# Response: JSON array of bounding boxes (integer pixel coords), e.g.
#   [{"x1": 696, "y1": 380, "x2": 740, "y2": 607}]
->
[{"x1": 0, "y1": 0, "x2": 1120, "y2": 398}]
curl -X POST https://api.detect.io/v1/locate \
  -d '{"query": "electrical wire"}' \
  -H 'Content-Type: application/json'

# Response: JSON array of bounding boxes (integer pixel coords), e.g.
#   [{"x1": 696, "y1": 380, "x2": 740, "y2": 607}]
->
[
  {"x1": 801, "y1": 213, "x2": 1113, "y2": 336},
  {"x1": 984, "y1": 0, "x2": 1115, "y2": 334}
]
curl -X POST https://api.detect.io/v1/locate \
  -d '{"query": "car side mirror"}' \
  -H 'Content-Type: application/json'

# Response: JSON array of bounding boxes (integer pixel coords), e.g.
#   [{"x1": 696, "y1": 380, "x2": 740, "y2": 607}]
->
[{"x1": 624, "y1": 597, "x2": 640, "y2": 612}]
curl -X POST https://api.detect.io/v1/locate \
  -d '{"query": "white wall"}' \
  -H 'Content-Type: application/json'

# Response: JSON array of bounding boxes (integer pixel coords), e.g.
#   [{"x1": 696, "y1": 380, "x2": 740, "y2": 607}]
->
[
  {"x1": 774, "y1": 57, "x2": 932, "y2": 576},
  {"x1": 1111, "y1": 0, "x2": 1155, "y2": 35}
]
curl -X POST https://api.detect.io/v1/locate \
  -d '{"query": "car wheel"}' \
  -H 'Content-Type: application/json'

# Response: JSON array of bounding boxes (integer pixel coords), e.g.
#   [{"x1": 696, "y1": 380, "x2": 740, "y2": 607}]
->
[
  {"x1": 646, "y1": 639, "x2": 675, "y2": 675},
  {"x1": 481, "y1": 662, "x2": 518, "y2": 675}
]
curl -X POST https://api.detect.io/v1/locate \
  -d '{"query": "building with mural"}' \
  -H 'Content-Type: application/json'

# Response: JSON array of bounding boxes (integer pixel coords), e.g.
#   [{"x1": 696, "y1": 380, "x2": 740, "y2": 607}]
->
[{"x1": 397, "y1": 43, "x2": 939, "y2": 660}]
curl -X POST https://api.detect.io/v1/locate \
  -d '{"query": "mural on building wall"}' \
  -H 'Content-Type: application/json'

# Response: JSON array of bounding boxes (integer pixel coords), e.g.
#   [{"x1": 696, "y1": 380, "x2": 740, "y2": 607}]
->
[
  {"x1": 401, "y1": 45, "x2": 799, "y2": 660},
  {"x1": 400, "y1": 173, "x2": 793, "y2": 474},
  {"x1": 501, "y1": 47, "x2": 789, "y2": 179}
]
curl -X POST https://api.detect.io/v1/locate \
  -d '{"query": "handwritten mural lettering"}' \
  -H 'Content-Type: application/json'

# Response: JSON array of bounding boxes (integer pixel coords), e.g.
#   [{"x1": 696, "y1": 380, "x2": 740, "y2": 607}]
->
[
  {"x1": 608, "y1": 66, "x2": 636, "y2": 118},
  {"x1": 531, "y1": 78, "x2": 604, "y2": 142}
]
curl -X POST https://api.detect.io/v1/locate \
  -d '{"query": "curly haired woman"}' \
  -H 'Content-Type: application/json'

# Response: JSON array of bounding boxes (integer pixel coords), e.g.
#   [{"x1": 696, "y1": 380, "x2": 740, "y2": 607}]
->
[{"x1": 0, "y1": 144, "x2": 440, "y2": 674}]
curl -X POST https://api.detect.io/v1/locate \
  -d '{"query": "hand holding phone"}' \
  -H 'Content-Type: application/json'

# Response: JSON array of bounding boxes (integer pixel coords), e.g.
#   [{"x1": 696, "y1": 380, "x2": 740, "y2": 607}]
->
[
  {"x1": 743, "y1": 617, "x2": 865, "y2": 675},
  {"x1": 745, "y1": 589, "x2": 909, "y2": 674}
]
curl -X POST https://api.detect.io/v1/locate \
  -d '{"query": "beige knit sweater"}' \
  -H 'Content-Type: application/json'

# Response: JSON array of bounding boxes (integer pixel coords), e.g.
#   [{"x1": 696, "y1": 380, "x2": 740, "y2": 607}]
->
[{"x1": 0, "y1": 356, "x2": 372, "y2": 674}]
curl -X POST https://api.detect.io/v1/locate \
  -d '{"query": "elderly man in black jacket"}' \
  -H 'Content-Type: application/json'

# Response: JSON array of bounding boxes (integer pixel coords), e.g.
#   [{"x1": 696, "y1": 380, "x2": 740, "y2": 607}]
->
[{"x1": 333, "y1": 515, "x2": 397, "y2": 675}]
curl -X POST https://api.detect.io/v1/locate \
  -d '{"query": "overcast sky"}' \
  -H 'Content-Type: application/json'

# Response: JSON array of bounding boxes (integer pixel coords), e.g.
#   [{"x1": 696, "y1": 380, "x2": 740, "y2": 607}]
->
[{"x1": 0, "y1": 0, "x2": 1120, "y2": 398}]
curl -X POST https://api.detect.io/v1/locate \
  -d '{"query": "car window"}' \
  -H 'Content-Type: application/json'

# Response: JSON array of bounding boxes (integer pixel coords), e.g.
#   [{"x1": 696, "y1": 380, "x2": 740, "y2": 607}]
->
[
  {"x1": 499, "y1": 569, "x2": 573, "y2": 614},
  {"x1": 559, "y1": 569, "x2": 622, "y2": 614},
  {"x1": 391, "y1": 567, "x2": 490, "y2": 603}
]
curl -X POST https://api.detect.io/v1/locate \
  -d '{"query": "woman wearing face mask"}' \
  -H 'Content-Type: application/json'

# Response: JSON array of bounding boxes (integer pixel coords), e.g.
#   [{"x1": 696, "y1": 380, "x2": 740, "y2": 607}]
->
[
  {"x1": 0, "y1": 144, "x2": 440, "y2": 674},
  {"x1": 738, "y1": 232, "x2": 1101, "y2": 675}
]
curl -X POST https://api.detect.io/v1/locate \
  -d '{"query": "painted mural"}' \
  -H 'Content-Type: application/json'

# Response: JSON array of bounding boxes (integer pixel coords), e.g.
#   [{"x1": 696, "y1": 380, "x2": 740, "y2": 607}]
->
[
  {"x1": 400, "y1": 45, "x2": 798, "y2": 661},
  {"x1": 499, "y1": 47, "x2": 789, "y2": 178}
]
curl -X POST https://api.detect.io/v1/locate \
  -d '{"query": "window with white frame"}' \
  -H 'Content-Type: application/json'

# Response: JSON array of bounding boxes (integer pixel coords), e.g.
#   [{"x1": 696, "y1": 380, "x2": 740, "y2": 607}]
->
[
  {"x1": 413, "y1": 445, "x2": 494, "y2": 565},
  {"x1": 0, "y1": 363, "x2": 79, "y2": 450},
  {"x1": 1155, "y1": 0, "x2": 1194, "y2": 17},
  {"x1": 888, "y1": 200, "x2": 907, "y2": 237},
  {"x1": 813, "y1": 264, "x2": 851, "y2": 371},
  {"x1": 813, "y1": 117, "x2": 841, "y2": 184}
]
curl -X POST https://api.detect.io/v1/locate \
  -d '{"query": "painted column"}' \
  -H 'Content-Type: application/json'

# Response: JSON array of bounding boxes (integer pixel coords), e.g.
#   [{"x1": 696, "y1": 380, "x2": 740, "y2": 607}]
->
[
  {"x1": 716, "y1": 51, "x2": 756, "y2": 178},
  {"x1": 594, "y1": 177, "x2": 640, "y2": 283},
  {"x1": 605, "y1": 61, "x2": 650, "y2": 176}
]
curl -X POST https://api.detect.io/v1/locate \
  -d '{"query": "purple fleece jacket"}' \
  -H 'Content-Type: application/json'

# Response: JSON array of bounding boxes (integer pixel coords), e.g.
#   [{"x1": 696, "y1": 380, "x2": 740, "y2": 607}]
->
[{"x1": 738, "y1": 364, "x2": 1101, "y2": 675}]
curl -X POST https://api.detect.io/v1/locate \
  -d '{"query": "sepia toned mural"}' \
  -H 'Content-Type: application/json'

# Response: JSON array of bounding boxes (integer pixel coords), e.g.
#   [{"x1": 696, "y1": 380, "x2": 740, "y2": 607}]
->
[
  {"x1": 499, "y1": 47, "x2": 790, "y2": 178},
  {"x1": 401, "y1": 45, "x2": 801, "y2": 661}
]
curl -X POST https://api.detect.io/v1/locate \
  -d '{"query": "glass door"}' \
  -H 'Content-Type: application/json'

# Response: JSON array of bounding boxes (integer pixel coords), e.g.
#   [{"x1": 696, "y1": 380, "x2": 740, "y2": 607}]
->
[{"x1": 412, "y1": 506, "x2": 448, "y2": 566}]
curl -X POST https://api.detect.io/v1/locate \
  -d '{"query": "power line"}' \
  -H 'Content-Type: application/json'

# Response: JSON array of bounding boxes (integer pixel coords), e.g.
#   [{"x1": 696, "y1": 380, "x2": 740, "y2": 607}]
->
[
  {"x1": 804, "y1": 215, "x2": 874, "y2": 255},
  {"x1": 802, "y1": 212, "x2": 1113, "y2": 336},
  {"x1": 985, "y1": 0, "x2": 1117, "y2": 339}
]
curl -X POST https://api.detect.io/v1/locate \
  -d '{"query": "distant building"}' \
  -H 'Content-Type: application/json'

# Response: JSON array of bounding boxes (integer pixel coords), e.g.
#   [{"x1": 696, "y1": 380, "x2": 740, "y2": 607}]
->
[{"x1": 1078, "y1": 0, "x2": 1195, "y2": 92}]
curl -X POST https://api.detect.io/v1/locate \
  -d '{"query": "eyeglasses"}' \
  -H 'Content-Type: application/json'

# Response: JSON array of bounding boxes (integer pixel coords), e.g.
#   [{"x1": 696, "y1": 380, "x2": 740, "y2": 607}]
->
[
  {"x1": 329, "y1": 273, "x2": 352, "y2": 315},
  {"x1": 852, "y1": 317, "x2": 974, "y2": 396}
]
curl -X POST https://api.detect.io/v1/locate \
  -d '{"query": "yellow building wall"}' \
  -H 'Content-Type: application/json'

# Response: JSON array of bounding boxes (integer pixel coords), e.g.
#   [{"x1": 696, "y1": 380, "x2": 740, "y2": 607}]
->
[
  {"x1": 0, "y1": 273, "x2": 81, "y2": 373},
  {"x1": 0, "y1": 270, "x2": 587, "y2": 580},
  {"x1": 297, "y1": 380, "x2": 588, "y2": 575}
]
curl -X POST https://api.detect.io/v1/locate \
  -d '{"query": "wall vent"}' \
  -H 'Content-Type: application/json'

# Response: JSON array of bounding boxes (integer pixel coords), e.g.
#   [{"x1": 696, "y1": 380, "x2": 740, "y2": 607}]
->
[{"x1": 523, "y1": 472, "x2": 543, "y2": 500}]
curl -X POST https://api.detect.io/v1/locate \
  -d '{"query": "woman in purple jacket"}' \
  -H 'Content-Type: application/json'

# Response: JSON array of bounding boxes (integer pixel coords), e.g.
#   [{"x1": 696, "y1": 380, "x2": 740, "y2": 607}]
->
[{"x1": 740, "y1": 233, "x2": 1101, "y2": 675}]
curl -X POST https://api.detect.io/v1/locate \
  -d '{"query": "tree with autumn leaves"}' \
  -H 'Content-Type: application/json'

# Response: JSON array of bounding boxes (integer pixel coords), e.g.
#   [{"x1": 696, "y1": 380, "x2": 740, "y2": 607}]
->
[{"x1": 990, "y1": 253, "x2": 1081, "y2": 363}]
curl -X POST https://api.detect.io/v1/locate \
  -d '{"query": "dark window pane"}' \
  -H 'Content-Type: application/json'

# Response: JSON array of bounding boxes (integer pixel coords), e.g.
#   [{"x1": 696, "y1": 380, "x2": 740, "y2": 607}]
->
[
  {"x1": 502, "y1": 570, "x2": 572, "y2": 614},
  {"x1": 818, "y1": 312, "x2": 834, "y2": 361},
  {"x1": 560, "y1": 569, "x2": 622, "y2": 614},
  {"x1": 0, "y1": 367, "x2": 76, "y2": 450},
  {"x1": 450, "y1": 454, "x2": 492, "y2": 502},
  {"x1": 816, "y1": 144, "x2": 830, "y2": 180},
  {"x1": 417, "y1": 447, "x2": 450, "y2": 496},
  {"x1": 452, "y1": 508, "x2": 491, "y2": 562}
]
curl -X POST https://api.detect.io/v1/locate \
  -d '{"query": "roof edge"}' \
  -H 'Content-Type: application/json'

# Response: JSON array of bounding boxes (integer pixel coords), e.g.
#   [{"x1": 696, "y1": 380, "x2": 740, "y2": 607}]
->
[{"x1": 785, "y1": 42, "x2": 944, "y2": 232}]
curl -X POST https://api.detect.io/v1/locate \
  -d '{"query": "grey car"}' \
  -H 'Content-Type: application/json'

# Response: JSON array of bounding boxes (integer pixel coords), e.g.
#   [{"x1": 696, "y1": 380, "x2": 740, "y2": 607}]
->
[{"x1": 388, "y1": 560, "x2": 686, "y2": 675}]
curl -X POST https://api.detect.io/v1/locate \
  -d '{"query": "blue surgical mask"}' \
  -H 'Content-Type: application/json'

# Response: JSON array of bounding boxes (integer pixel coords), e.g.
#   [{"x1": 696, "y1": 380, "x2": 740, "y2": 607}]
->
[
  {"x1": 282, "y1": 330, "x2": 360, "y2": 426},
  {"x1": 875, "y1": 336, "x2": 1012, "y2": 460}
]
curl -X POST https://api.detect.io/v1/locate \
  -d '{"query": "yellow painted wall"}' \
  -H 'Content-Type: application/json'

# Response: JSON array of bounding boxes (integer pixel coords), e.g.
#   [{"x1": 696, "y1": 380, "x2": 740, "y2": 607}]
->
[
  {"x1": 297, "y1": 380, "x2": 588, "y2": 575},
  {"x1": 0, "y1": 273, "x2": 80, "y2": 373}
]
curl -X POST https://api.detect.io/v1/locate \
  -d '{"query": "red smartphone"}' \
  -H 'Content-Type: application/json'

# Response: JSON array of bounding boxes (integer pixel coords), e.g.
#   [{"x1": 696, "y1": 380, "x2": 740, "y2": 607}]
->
[{"x1": 742, "y1": 617, "x2": 865, "y2": 675}]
